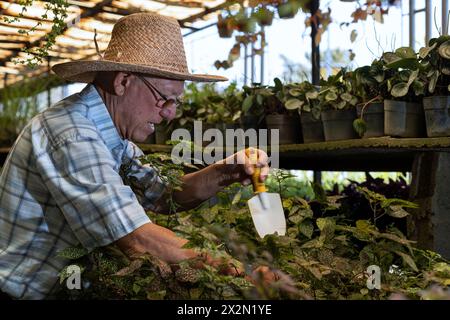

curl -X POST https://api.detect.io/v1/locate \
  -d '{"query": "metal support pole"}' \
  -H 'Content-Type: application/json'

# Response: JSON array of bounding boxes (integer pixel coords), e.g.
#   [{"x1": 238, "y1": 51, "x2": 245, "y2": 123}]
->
[
  {"x1": 409, "y1": 0, "x2": 415, "y2": 49},
  {"x1": 243, "y1": 43, "x2": 248, "y2": 86},
  {"x1": 425, "y1": 0, "x2": 432, "y2": 45},
  {"x1": 310, "y1": 0, "x2": 321, "y2": 185},
  {"x1": 251, "y1": 40, "x2": 255, "y2": 84},
  {"x1": 443, "y1": 0, "x2": 449, "y2": 35},
  {"x1": 47, "y1": 56, "x2": 51, "y2": 108},
  {"x1": 310, "y1": 0, "x2": 320, "y2": 86},
  {"x1": 260, "y1": 26, "x2": 265, "y2": 84}
]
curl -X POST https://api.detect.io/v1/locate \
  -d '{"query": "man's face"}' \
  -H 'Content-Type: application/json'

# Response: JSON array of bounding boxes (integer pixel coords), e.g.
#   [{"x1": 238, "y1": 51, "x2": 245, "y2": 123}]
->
[{"x1": 120, "y1": 75, "x2": 184, "y2": 143}]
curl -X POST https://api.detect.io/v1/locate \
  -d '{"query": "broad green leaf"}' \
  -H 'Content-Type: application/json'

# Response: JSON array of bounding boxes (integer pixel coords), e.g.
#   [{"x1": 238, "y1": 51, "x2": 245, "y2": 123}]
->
[
  {"x1": 231, "y1": 191, "x2": 242, "y2": 205},
  {"x1": 242, "y1": 95, "x2": 254, "y2": 113},
  {"x1": 395, "y1": 47, "x2": 416, "y2": 59},
  {"x1": 429, "y1": 70, "x2": 439, "y2": 94},
  {"x1": 341, "y1": 92, "x2": 353, "y2": 102},
  {"x1": 350, "y1": 29, "x2": 358, "y2": 43},
  {"x1": 274, "y1": 77, "x2": 283, "y2": 91},
  {"x1": 306, "y1": 91, "x2": 319, "y2": 100},
  {"x1": 325, "y1": 91, "x2": 338, "y2": 101},
  {"x1": 285, "y1": 98, "x2": 303, "y2": 110},
  {"x1": 289, "y1": 89, "x2": 302, "y2": 97},
  {"x1": 387, "y1": 205, "x2": 410, "y2": 218},
  {"x1": 382, "y1": 52, "x2": 401, "y2": 64},
  {"x1": 438, "y1": 40, "x2": 450, "y2": 59},
  {"x1": 353, "y1": 118, "x2": 367, "y2": 137},
  {"x1": 256, "y1": 94, "x2": 264, "y2": 105},
  {"x1": 57, "y1": 247, "x2": 88, "y2": 260},
  {"x1": 391, "y1": 82, "x2": 409, "y2": 97},
  {"x1": 299, "y1": 220, "x2": 314, "y2": 239},
  {"x1": 394, "y1": 250, "x2": 418, "y2": 272},
  {"x1": 419, "y1": 42, "x2": 437, "y2": 58}
]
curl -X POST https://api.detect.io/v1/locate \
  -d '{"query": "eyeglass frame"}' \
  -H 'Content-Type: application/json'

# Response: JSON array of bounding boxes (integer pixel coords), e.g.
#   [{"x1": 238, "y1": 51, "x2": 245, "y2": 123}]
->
[{"x1": 136, "y1": 74, "x2": 183, "y2": 108}]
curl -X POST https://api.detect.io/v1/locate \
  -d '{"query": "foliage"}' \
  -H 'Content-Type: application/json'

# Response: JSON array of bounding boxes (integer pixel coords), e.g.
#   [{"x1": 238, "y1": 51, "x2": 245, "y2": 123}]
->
[
  {"x1": 281, "y1": 80, "x2": 321, "y2": 119},
  {"x1": 58, "y1": 167, "x2": 449, "y2": 300},
  {"x1": 418, "y1": 35, "x2": 450, "y2": 96},
  {"x1": 0, "y1": 75, "x2": 61, "y2": 147},
  {"x1": 318, "y1": 69, "x2": 358, "y2": 111},
  {"x1": 3, "y1": 0, "x2": 69, "y2": 68}
]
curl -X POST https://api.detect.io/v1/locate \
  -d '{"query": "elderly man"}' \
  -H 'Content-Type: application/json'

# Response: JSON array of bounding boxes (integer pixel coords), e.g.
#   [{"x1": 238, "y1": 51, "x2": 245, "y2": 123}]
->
[{"x1": 0, "y1": 13, "x2": 270, "y2": 299}]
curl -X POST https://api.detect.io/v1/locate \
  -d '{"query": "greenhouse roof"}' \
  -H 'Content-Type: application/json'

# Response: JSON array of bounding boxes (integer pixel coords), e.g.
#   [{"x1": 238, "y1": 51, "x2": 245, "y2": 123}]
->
[{"x1": 0, "y1": 0, "x2": 229, "y2": 88}]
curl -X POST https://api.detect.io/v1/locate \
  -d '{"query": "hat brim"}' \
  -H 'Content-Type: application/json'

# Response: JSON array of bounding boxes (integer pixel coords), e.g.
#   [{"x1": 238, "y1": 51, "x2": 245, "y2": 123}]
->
[{"x1": 52, "y1": 60, "x2": 228, "y2": 83}]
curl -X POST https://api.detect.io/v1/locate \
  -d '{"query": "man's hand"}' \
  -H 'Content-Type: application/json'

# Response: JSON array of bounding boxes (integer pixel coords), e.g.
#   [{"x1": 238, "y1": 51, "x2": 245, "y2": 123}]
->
[
  {"x1": 216, "y1": 147, "x2": 270, "y2": 186},
  {"x1": 165, "y1": 148, "x2": 270, "y2": 213}
]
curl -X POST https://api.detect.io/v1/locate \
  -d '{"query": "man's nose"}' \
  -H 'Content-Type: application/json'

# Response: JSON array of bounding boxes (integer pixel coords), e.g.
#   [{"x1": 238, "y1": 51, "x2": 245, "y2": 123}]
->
[{"x1": 159, "y1": 103, "x2": 176, "y2": 121}]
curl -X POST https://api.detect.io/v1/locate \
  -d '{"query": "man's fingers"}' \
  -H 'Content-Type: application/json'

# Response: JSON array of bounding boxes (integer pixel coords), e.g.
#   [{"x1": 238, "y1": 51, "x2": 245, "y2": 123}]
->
[
  {"x1": 259, "y1": 166, "x2": 270, "y2": 182},
  {"x1": 256, "y1": 149, "x2": 269, "y2": 168}
]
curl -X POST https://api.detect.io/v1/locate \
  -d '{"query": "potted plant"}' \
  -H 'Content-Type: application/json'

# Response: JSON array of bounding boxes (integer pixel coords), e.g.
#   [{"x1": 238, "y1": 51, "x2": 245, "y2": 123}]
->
[
  {"x1": 382, "y1": 47, "x2": 426, "y2": 138},
  {"x1": 264, "y1": 78, "x2": 303, "y2": 144},
  {"x1": 240, "y1": 83, "x2": 271, "y2": 131},
  {"x1": 351, "y1": 60, "x2": 389, "y2": 138},
  {"x1": 319, "y1": 69, "x2": 359, "y2": 141},
  {"x1": 420, "y1": 35, "x2": 450, "y2": 137},
  {"x1": 252, "y1": 6, "x2": 274, "y2": 27},
  {"x1": 217, "y1": 14, "x2": 235, "y2": 38},
  {"x1": 233, "y1": 9, "x2": 257, "y2": 34},
  {"x1": 282, "y1": 80, "x2": 324, "y2": 143},
  {"x1": 277, "y1": 0, "x2": 300, "y2": 19}
]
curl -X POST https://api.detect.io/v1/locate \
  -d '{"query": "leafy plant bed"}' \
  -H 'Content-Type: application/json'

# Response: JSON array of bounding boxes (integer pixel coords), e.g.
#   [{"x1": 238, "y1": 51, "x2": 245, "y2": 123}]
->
[{"x1": 57, "y1": 159, "x2": 450, "y2": 300}]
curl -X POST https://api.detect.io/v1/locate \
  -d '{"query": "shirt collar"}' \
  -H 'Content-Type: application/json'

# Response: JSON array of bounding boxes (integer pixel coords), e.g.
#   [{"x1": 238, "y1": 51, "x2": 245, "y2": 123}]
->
[{"x1": 79, "y1": 84, "x2": 127, "y2": 162}]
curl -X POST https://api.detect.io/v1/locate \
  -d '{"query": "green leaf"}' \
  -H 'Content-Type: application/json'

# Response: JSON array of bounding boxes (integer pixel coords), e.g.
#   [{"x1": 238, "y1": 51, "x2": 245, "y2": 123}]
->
[
  {"x1": 57, "y1": 247, "x2": 88, "y2": 260},
  {"x1": 285, "y1": 98, "x2": 303, "y2": 110},
  {"x1": 429, "y1": 70, "x2": 439, "y2": 94},
  {"x1": 438, "y1": 40, "x2": 450, "y2": 59},
  {"x1": 391, "y1": 82, "x2": 409, "y2": 97},
  {"x1": 288, "y1": 89, "x2": 302, "y2": 97},
  {"x1": 350, "y1": 29, "x2": 357, "y2": 43},
  {"x1": 419, "y1": 42, "x2": 437, "y2": 58},
  {"x1": 274, "y1": 77, "x2": 283, "y2": 91},
  {"x1": 325, "y1": 91, "x2": 338, "y2": 101},
  {"x1": 387, "y1": 205, "x2": 410, "y2": 218},
  {"x1": 242, "y1": 95, "x2": 254, "y2": 113},
  {"x1": 395, "y1": 47, "x2": 416, "y2": 59},
  {"x1": 353, "y1": 118, "x2": 367, "y2": 137},
  {"x1": 341, "y1": 92, "x2": 353, "y2": 102},
  {"x1": 394, "y1": 250, "x2": 418, "y2": 272},
  {"x1": 305, "y1": 91, "x2": 319, "y2": 100},
  {"x1": 299, "y1": 220, "x2": 314, "y2": 239}
]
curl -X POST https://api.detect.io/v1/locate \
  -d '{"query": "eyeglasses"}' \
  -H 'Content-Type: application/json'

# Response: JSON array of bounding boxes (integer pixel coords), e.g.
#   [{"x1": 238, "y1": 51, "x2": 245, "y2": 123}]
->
[{"x1": 137, "y1": 75, "x2": 183, "y2": 108}]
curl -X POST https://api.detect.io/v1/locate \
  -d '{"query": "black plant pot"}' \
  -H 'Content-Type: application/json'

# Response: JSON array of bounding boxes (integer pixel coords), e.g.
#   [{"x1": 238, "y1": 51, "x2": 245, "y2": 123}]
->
[
  {"x1": 322, "y1": 109, "x2": 358, "y2": 141},
  {"x1": 384, "y1": 100, "x2": 425, "y2": 138},
  {"x1": 356, "y1": 103, "x2": 385, "y2": 138},
  {"x1": 300, "y1": 112, "x2": 325, "y2": 143},
  {"x1": 240, "y1": 114, "x2": 260, "y2": 130},
  {"x1": 423, "y1": 96, "x2": 450, "y2": 137},
  {"x1": 265, "y1": 114, "x2": 302, "y2": 144}
]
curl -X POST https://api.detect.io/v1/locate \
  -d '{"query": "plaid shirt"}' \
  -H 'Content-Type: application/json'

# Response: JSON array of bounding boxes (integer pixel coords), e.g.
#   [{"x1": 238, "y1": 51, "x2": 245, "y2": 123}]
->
[{"x1": 0, "y1": 84, "x2": 167, "y2": 299}]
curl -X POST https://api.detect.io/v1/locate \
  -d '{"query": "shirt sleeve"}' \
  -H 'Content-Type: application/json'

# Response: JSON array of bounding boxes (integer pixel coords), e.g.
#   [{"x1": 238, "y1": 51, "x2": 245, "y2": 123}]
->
[
  {"x1": 119, "y1": 141, "x2": 168, "y2": 212},
  {"x1": 36, "y1": 134, "x2": 151, "y2": 251}
]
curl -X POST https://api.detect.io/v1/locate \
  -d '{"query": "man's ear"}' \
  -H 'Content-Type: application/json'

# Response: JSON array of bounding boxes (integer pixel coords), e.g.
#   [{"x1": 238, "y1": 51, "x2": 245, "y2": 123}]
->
[{"x1": 113, "y1": 72, "x2": 132, "y2": 96}]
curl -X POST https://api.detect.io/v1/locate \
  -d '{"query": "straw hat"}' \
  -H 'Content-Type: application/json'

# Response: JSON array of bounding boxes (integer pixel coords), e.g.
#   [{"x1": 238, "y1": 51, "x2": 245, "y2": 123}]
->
[{"x1": 52, "y1": 12, "x2": 227, "y2": 83}]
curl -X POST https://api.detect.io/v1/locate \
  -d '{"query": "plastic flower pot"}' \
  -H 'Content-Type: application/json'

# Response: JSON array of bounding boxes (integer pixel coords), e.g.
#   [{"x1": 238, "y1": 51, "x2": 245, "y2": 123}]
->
[
  {"x1": 240, "y1": 114, "x2": 260, "y2": 130},
  {"x1": 356, "y1": 103, "x2": 385, "y2": 138},
  {"x1": 384, "y1": 100, "x2": 426, "y2": 138},
  {"x1": 265, "y1": 114, "x2": 302, "y2": 144},
  {"x1": 423, "y1": 96, "x2": 450, "y2": 137},
  {"x1": 321, "y1": 109, "x2": 358, "y2": 141},
  {"x1": 300, "y1": 112, "x2": 325, "y2": 143}
]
